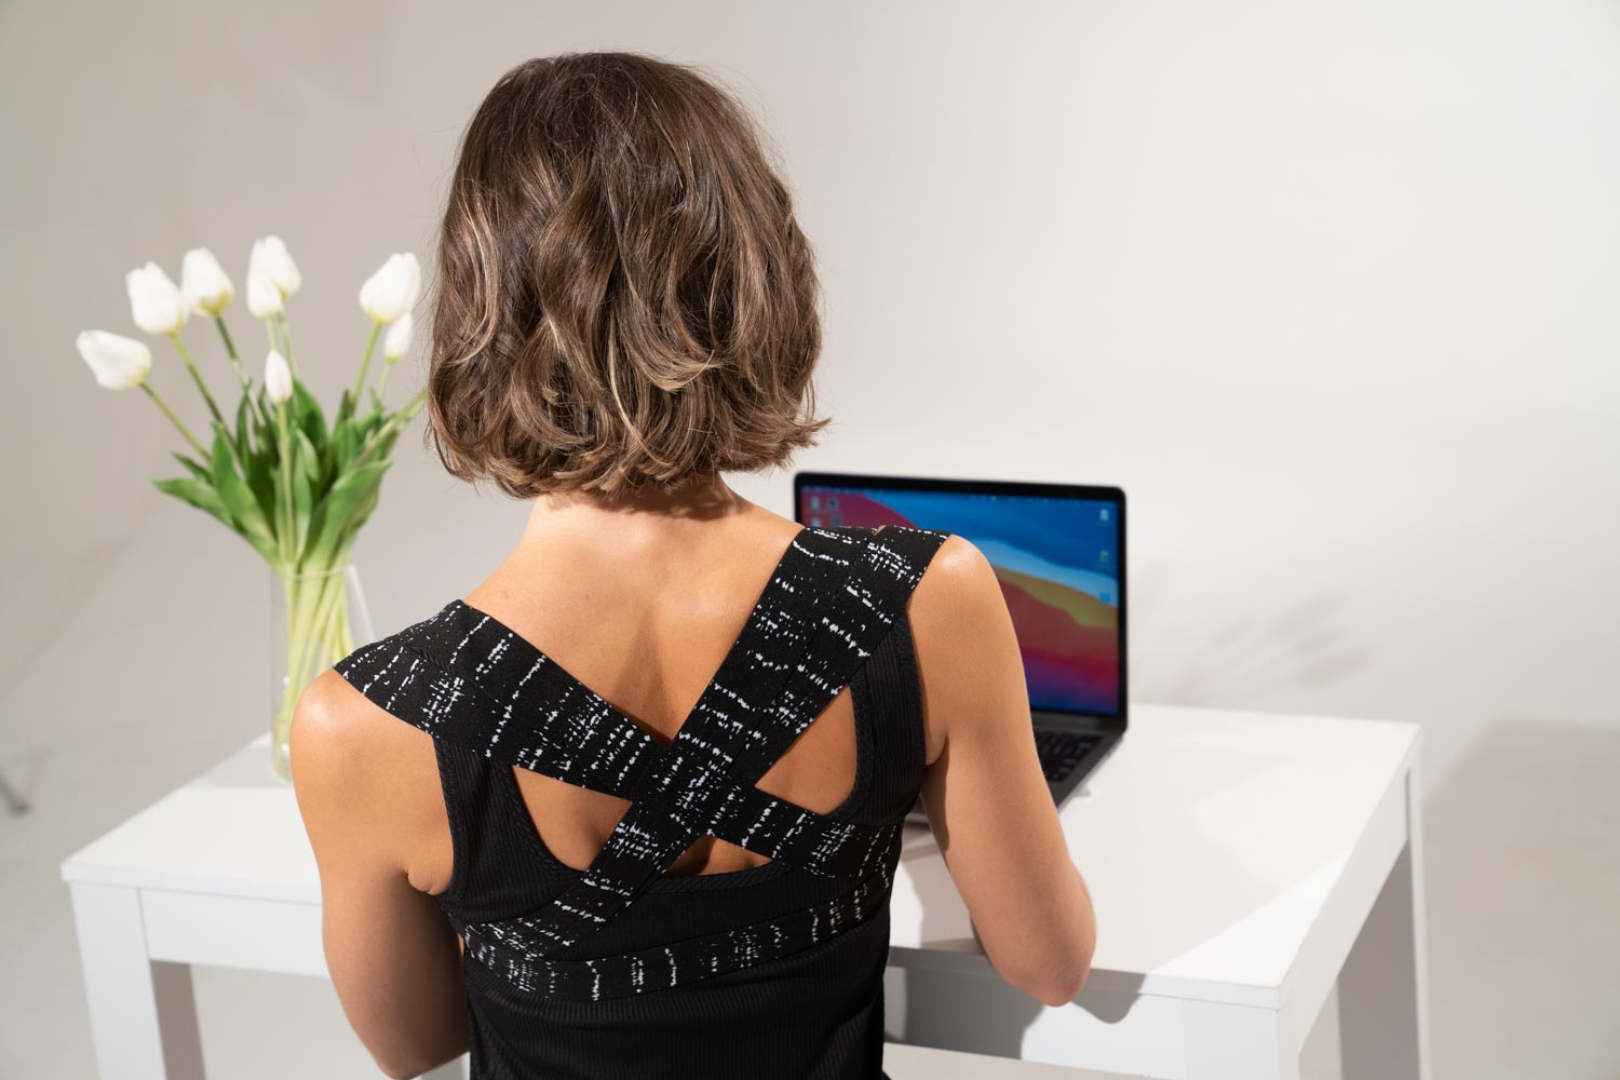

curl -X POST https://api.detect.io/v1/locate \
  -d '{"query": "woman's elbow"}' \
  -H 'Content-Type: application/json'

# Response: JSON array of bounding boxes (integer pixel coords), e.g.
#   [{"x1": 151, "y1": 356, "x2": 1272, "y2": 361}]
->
[
  {"x1": 376, "y1": 1057, "x2": 421, "y2": 1080},
  {"x1": 1031, "y1": 925, "x2": 1096, "y2": 1006},
  {"x1": 1031, "y1": 956, "x2": 1093, "y2": 1007},
  {"x1": 376, "y1": 1045, "x2": 460, "y2": 1080}
]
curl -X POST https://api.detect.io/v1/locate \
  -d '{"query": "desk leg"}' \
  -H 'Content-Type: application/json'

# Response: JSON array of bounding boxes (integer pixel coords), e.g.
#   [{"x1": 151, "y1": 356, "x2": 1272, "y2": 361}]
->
[
  {"x1": 1183, "y1": 999, "x2": 1299, "y2": 1080},
  {"x1": 69, "y1": 882, "x2": 206, "y2": 1080},
  {"x1": 1337, "y1": 763, "x2": 1433, "y2": 1080}
]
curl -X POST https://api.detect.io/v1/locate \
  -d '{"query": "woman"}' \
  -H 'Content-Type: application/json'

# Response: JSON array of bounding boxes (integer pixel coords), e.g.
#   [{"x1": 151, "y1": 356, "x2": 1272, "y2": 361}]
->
[{"x1": 290, "y1": 50, "x2": 1095, "y2": 1080}]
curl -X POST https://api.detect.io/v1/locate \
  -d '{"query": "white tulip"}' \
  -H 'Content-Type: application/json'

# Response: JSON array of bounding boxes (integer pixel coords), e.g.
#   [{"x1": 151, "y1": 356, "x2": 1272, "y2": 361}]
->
[
  {"x1": 126, "y1": 262, "x2": 189, "y2": 336},
  {"x1": 264, "y1": 349, "x2": 294, "y2": 405},
  {"x1": 250, "y1": 235, "x2": 302, "y2": 298},
  {"x1": 180, "y1": 248, "x2": 234, "y2": 316},
  {"x1": 359, "y1": 252, "x2": 421, "y2": 323},
  {"x1": 246, "y1": 267, "x2": 283, "y2": 318},
  {"x1": 76, "y1": 330, "x2": 153, "y2": 390},
  {"x1": 383, "y1": 310, "x2": 414, "y2": 360}
]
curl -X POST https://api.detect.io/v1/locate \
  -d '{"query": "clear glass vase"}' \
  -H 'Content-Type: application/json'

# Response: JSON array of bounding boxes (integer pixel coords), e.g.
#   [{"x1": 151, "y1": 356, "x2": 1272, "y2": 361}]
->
[{"x1": 269, "y1": 562, "x2": 375, "y2": 781}]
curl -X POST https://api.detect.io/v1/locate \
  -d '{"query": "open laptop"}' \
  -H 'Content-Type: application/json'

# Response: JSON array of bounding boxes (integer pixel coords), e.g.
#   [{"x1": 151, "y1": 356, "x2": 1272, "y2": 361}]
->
[{"x1": 793, "y1": 472, "x2": 1127, "y2": 815}]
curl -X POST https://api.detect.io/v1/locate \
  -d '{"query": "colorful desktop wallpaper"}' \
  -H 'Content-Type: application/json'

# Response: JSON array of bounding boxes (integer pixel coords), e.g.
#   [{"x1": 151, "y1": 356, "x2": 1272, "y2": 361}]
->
[{"x1": 796, "y1": 486, "x2": 1120, "y2": 715}]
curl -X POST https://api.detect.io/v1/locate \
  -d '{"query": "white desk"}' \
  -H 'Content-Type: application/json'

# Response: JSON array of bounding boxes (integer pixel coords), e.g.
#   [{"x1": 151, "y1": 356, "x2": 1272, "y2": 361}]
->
[{"x1": 61, "y1": 703, "x2": 1429, "y2": 1080}]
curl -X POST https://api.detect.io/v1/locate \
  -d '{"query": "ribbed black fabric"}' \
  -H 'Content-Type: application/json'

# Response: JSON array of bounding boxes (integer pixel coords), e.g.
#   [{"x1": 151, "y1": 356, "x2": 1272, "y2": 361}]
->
[{"x1": 332, "y1": 524, "x2": 948, "y2": 1079}]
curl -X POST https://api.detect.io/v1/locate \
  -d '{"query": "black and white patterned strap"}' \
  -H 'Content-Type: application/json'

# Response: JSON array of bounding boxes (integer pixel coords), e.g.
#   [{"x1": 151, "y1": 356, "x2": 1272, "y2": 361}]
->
[
  {"x1": 465, "y1": 525, "x2": 946, "y2": 955},
  {"x1": 451, "y1": 845, "x2": 898, "y2": 1001},
  {"x1": 332, "y1": 524, "x2": 948, "y2": 972},
  {"x1": 337, "y1": 621, "x2": 906, "y2": 886}
]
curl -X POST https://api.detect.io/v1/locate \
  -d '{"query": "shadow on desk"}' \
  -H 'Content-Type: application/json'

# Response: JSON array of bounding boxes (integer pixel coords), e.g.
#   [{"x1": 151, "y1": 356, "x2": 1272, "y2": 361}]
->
[
  {"x1": 881, "y1": 720, "x2": 1356, "y2": 1056},
  {"x1": 888, "y1": 961, "x2": 1151, "y2": 1058},
  {"x1": 882, "y1": 814, "x2": 1148, "y2": 1058}
]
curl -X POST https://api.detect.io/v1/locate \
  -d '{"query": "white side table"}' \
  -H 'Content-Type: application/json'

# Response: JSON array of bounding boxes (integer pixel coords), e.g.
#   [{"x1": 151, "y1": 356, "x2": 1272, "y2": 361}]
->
[
  {"x1": 885, "y1": 703, "x2": 1429, "y2": 1080},
  {"x1": 61, "y1": 703, "x2": 1427, "y2": 1080}
]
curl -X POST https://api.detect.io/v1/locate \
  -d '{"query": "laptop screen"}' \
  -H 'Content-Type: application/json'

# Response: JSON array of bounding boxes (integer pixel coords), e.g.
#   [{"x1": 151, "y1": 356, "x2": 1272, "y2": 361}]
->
[{"x1": 794, "y1": 478, "x2": 1122, "y2": 718}]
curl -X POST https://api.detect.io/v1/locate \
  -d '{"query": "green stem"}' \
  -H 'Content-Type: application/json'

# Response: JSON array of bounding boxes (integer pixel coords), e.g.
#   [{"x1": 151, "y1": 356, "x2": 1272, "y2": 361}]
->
[
  {"x1": 289, "y1": 563, "x2": 348, "y2": 693},
  {"x1": 290, "y1": 565, "x2": 332, "y2": 672},
  {"x1": 276, "y1": 402, "x2": 295, "y2": 565},
  {"x1": 221, "y1": 316, "x2": 275, "y2": 430},
  {"x1": 271, "y1": 561, "x2": 350, "y2": 780},
  {"x1": 272, "y1": 571, "x2": 298, "y2": 780},
  {"x1": 373, "y1": 359, "x2": 395, "y2": 406},
  {"x1": 287, "y1": 575, "x2": 323, "y2": 678},
  {"x1": 277, "y1": 310, "x2": 299, "y2": 378},
  {"x1": 331, "y1": 593, "x2": 356, "y2": 657},
  {"x1": 140, "y1": 382, "x2": 207, "y2": 456},
  {"x1": 212, "y1": 419, "x2": 249, "y2": 476},
  {"x1": 351, "y1": 387, "x2": 427, "y2": 470},
  {"x1": 213, "y1": 315, "x2": 248, "y2": 389},
  {"x1": 286, "y1": 577, "x2": 326, "y2": 688},
  {"x1": 350, "y1": 320, "x2": 383, "y2": 414},
  {"x1": 171, "y1": 333, "x2": 226, "y2": 426},
  {"x1": 308, "y1": 570, "x2": 349, "y2": 671},
  {"x1": 325, "y1": 545, "x2": 360, "y2": 659}
]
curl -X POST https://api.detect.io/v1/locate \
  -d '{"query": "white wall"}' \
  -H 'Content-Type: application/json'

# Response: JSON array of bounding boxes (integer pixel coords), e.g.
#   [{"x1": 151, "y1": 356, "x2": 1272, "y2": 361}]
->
[
  {"x1": 9, "y1": 0, "x2": 1618, "y2": 790},
  {"x1": 4, "y1": 2, "x2": 1616, "y2": 1077}
]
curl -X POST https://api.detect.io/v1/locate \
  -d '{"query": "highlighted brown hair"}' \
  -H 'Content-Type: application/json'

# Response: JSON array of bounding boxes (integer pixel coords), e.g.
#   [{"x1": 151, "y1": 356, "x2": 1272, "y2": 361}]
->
[{"x1": 424, "y1": 52, "x2": 830, "y2": 501}]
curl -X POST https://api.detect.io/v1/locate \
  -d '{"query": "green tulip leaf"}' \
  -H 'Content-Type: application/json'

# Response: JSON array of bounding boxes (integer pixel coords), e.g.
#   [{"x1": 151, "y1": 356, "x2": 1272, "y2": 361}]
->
[
  {"x1": 293, "y1": 380, "x2": 328, "y2": 454},
  {"x1": 251, "y1": 388, "x2": 276, "y2": 456},
  {"x1": 210, "y1": 430, "x2": 276, "y2": 554},
  {"x1": 333, "y1": 415, "x2": 360, "y2": 474},
  {"x1": 234, "y1": 392, "x2": 254, "y2": 459},
  {"x1": 397, "y1": 389, "x2": 429, "y2": 423},
  {"x1": 303, "y1": 460, "x2": 390, "y2": 569},
  {"x1": 153, "y1": 476, "x2": 232, "y2": 529},
  {"x1": 349, "y1": 477, "x2": 388, "y2": 535},
  {"x1": 244, "y1": 440, "x2": 279, "y2": 528},
  {"x1": 146, "y1": 350, "x2": 426, "y2": 574},
  {"x1": 171, "y1": 451, "x2": 211, "y2": 482},
  {"x1": 293, "y1": 427, "x2": 322, "y2": 488},
  {"x1": 292, "y1": 454, "x2": 314, "y2": 561}
]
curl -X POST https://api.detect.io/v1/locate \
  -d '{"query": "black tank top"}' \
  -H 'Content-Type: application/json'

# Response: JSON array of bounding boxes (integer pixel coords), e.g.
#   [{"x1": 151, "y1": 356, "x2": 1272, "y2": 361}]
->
[{"x1": 332, "y1": 523, "x2": 951, "y2": 1079}]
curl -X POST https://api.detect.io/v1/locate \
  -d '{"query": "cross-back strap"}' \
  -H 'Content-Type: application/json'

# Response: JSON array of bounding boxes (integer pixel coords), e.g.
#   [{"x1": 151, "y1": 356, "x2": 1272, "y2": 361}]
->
[
  {"x1": 333, "y1": 524, "x2": 866, "y2": 816},
  {"x1": 332, "y1": 632, "x2": 907, "y2": 882},
  {"x1": 335, "y1": 605, "x2": 670, "y2": 799},
  {"x1": 499, "y1": 524, "x2": 948, "y2": 954},
  {"x1": 452, "y1": 848, "x2": 898, "y2": 1002},
  {"x1": 332, "y1": 629, "x2": 663, "y2": 797},
  {"x1": 331, "y1": 523, "x2": 950, "y2": 955}
]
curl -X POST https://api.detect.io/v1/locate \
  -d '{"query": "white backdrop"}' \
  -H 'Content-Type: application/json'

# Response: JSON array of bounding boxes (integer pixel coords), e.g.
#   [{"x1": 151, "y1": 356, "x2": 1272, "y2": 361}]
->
[{"x1": 4, "y1": 2, "x2": 1616, "y2": 1077}]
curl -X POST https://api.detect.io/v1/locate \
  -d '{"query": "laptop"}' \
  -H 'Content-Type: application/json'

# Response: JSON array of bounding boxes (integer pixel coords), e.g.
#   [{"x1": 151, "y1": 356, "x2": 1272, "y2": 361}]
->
[{"x1": 793, "y1": 472, "x2": 1127, "y2": 816}]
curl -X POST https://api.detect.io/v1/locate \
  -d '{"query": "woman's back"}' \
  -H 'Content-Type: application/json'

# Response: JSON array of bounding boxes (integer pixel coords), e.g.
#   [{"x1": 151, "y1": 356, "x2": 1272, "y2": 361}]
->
[
  {"x1": 462, "y1": 513, "x2": 889, "y2": 881},
  {"x1": 332, "y1": 518, "x2": 951, "y2": 1078},
  {"x1": 292, "y1": 51, "x2": 1092, "y2": 1080}
]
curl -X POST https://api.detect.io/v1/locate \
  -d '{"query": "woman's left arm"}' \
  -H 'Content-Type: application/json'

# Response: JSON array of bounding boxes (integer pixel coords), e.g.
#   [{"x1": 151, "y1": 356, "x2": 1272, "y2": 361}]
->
[{"x1": 290, "y1": 670, "x2": 471, "y2": 1080}]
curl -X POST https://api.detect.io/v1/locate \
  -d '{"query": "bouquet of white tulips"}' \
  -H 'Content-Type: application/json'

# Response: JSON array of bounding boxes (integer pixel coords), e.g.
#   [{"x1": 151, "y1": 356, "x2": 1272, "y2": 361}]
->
[{"x1": 75, "y1": 237, "x2": 427, "y2": 780}]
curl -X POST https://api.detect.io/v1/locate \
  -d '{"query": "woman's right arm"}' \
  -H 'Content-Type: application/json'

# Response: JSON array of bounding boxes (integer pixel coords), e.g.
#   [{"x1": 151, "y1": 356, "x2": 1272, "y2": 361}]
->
[{"x1": 909, "y1": 534, "x2": 1097, "y2": 1006}]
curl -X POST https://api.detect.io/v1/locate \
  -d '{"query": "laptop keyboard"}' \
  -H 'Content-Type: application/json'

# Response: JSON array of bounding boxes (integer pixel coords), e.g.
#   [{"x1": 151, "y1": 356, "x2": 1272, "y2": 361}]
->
[{"x1": 1035, "y1": 729, "x2": 1101, "y2": 783}]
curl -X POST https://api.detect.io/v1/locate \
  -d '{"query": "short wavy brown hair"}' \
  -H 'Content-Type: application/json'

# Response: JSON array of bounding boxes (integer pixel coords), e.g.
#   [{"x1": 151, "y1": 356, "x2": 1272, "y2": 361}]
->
[{"x1": 423, "y1": 51, "x2": 830, "y2": 501}]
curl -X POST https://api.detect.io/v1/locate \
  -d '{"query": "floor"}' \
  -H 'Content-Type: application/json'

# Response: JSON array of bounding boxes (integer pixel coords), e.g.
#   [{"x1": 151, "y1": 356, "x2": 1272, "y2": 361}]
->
[{"x1": 3, "y1": 513, "x2": 1616, "y2": 1078}]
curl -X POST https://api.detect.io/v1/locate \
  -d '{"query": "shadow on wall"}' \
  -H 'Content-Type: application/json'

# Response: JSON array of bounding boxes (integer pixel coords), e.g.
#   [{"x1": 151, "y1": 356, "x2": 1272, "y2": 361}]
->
[
  {"x1": 1126, "y1": 556, "x2": 1373, "y2": 706},
  {"x1": 0, "y1": 495, "x2": 164, "y2": 724},
  {"x1": 1424, "y1": 718, "x2": 1620, "y2": 1080}
]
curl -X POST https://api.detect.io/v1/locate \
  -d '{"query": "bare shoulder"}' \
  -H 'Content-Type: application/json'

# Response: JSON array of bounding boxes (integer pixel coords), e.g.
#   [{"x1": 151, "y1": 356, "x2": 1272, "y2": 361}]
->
[
  {"x1": 906, "y1": 532, "x2": 1002, "y2": 642},
  {"x1": 903, "y1": 534, "x2": 1014, "y2": 766},
  {"x1": 289, "y1": 668, "x2": 391, "y2": 780},
  {"x1": 288, "y1": 667, "x2": 447, "y2": 887},
  {"x1": 291, "y1": 665, "x2": 445, "y2": 788}
]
